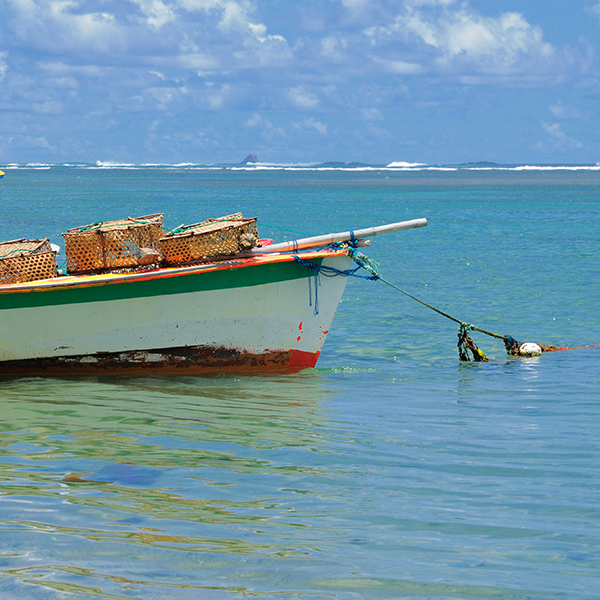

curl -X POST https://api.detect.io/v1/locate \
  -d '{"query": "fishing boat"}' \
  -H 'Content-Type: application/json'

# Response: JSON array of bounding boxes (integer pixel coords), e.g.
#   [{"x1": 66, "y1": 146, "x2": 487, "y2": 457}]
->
[{"x1": 0, "y1": 218, "x2": 426, "y2": 376}]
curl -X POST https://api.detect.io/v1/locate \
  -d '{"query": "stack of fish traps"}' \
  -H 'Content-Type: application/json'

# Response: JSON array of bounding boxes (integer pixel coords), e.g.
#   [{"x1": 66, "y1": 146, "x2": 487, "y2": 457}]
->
[
  {"x1": 0, "y1": 238, "x2": 57, "y2": 285},
  {"x1": 62, "y1": 214, "x2": 164, "y2": 274},
  {"x1": 160, "y1": 213, "x2": 259, "y2": 266}
]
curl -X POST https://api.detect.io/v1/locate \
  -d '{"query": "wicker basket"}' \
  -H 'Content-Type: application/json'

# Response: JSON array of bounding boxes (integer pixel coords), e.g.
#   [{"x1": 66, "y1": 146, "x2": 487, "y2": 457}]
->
[
  {"x1": 62, "y1": 214, "x2": 164, "y2": 274},
  {"x1": 0, "y1": 238, "x2": 57, "y2": 285},
  {"x1": 159, "y1": 214, "x2": 259, "y2": 266}
]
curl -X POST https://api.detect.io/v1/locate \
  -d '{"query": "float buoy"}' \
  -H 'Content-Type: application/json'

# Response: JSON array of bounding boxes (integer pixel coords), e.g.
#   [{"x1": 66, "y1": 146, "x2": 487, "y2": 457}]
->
[{"x1": 518, "y1": 343, "x2": 542, "y2": 357}]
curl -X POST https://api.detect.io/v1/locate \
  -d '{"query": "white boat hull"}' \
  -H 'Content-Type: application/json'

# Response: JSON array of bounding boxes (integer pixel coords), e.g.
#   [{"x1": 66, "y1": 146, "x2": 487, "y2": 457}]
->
[{"x1": 0, "y1": 250, "x2": 353, "y2": 375}]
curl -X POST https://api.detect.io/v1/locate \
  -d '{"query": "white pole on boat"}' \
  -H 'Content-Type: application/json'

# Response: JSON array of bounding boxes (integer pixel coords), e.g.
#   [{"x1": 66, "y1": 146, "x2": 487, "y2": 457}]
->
[{"x1": 251, "y1": 217, "x2": 427, "y2": 254}]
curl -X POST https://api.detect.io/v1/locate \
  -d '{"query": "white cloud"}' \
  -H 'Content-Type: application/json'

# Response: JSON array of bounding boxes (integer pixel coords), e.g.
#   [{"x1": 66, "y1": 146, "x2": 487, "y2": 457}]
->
[
  {"x1": 248, "y1": 22, "x2": 285, "y2": 44},
  {"x1": 361, "y1": 107, "x2": 382, "y2": 120},
  {"x1": 6, "y1": 0, "x2": 126, "y2": 53},
  {"x1": 4, "y1": 0, "x2": 290, "y2": 70},
  {"x1": 32, "y1": 99, "x2": 64, "y2": 114},
  {"x1": 443, "y1": 11, "x2": 552, "y2": 65},
  {"x1": 246, "y1": 113, "x2": 262, "y2": 126},
  {"x1": 129, "y1": 0, "x2": 175, "y2": 27},
  {"x1": 287, "y1": 86, "x2": 319, "y2": 109},
  {"x1": 179, "y1": 0, "x2": 287, "y2": 47},
  {"x1": 405, "y1": 0, "x2": 456, "y2": 7},
  {"x1": 549, "y1": 100, "x2": 587, "y2": 119},
  {"x1": 170, "y1": 53, "x2": 217, "y2": 70},
  {"x1": 339, "y1": 0, "x2": 370, "y2": 14},
  {"x1": 214, "y1": 0, "x2": 252, "y2": 32},
  {"x1": 38, "y1": 62, "x2": 107, "y2": 77},
  {"x1": 0, "y1": 134, "x2": 52, "y2": 149},
  {"x1": 542, "y1": 121, "x2": 564, "y2": 138},
  {"x1": 0, "y1": 52, "x2": 8, "y2": 81},
  {"x1": 541, "y1": 121, "x2": 583, "y2": 148},
  {"x1": 243, "y1": 113, "x2": 286, "y2": 140},
  {"x1": 372, "y1": 57, "x2": 424, "y2": 74},
  {"x1": 0, "y1": 0, "x2": 596, "y2": 164},
  {"x1": 147, "y1": 86, "x2": 181, "y2": 108},
  {"x1": 45, "y1": 76, "x2": 79, "y2": 88},
  {"x1": 321, "y1": 34, "x2": 349, "y2": 61},
  {"x1": 365, "y1": 1, "x2": 556, "y2": 76},
  {"x1": 3, "y1": 0, "x2": 565, "y2": 88},
  {"x1": 206, "y1": 83, "x2": 230, "y2": 109},
  {"x1": 301, "y1": 118, "x2": 327, "y2": 135}
]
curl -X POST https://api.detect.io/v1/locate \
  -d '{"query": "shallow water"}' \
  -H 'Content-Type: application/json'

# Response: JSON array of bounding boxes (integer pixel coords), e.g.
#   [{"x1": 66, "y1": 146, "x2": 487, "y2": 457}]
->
[{"x1": 0, "y1": 166, "x2": 599, "y2": 598}]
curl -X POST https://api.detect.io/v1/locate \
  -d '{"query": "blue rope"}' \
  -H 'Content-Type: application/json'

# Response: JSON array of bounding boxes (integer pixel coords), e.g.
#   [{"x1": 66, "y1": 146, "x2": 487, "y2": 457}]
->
[
  {"x1": 293, "y1": 255, "x2": 379, "y2": 315},
  {"x1": 292, "y1": 256, "x2": 379, "y2": 281},
  {"x1": 294, "y1": 256, "x2": 321, "y2": 314},
  {"x1": 309, "y1": 264, "x2": 317, "y2": 314}
]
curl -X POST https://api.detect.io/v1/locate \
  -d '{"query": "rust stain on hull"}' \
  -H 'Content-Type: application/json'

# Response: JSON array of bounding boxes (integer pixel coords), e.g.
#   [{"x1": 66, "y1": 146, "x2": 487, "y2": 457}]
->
[{"x1": 0, "y1": 345, "x2": 320, "y2": 377}]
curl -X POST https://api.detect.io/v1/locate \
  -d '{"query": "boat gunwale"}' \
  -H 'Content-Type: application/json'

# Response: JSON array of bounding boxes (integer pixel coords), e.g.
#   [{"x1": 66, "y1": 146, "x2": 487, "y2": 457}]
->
[{"x1": 0, "y1": 247, "x2": 349, "y2": 294}]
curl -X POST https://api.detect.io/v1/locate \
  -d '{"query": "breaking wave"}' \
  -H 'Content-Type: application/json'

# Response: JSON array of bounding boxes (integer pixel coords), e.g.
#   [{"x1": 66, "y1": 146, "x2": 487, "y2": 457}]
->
[{"x1": 2, "y1": 161, "x2": 600, "y2": 172}]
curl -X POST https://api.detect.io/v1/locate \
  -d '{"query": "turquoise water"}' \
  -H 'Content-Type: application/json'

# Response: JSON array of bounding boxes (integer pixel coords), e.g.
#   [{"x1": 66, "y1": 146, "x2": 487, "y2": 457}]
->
[{"x1": 0, "y1": 165, "x2": 599, "y2": 598}]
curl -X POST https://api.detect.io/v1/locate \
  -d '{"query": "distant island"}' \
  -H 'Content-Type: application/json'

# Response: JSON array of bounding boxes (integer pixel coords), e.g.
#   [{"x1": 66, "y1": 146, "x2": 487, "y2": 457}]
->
[{"x1": 241, "y1": 153, "x2": 258, "y2": 164}]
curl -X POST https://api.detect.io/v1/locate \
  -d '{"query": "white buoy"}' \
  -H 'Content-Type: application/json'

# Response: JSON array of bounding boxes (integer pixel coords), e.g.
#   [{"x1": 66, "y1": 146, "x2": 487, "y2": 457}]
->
[{"x1": 519, "y1": 343, "x2": 542, "y2": 357}]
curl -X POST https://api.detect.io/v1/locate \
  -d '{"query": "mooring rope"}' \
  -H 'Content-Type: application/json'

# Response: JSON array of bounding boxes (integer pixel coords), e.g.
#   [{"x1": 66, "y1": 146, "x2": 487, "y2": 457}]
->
[
  {"x1": 342, "y1": 245, "x2": 520, "y2": 359},
  {"x1": 293, "y1": 243, "x2": 581, "y2": 360},
  {"x1": 354, "y1": 253, "x2": 505, "y2": 339},
  {"x1": 294, "y1": 243, "x2": 518, "y2": 360}
]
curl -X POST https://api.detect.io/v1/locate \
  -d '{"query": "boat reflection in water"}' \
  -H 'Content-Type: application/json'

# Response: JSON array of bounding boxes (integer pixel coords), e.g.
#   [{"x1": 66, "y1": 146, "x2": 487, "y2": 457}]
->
[{"x1": 0, "y1": 373, "x2": 350, "y2": 596}]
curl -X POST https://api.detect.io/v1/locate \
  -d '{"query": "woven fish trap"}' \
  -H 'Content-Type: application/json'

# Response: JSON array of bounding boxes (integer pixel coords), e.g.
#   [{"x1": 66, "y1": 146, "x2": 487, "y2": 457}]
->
[
  {"x1": 63, "y1": 214, "x2": 164, "y2": 274},
  {"x1": 0, "y1": 238, "x2": 57, "y2": 285},
  {"x1": 160, "y1": 214, "x2": 259, "y2": 266}
]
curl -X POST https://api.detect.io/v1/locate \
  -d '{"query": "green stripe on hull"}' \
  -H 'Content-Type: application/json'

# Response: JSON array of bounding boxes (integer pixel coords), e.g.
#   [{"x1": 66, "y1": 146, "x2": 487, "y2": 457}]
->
[{"x1": 0, "y1": 258, "x2": 320, "y2": 311}]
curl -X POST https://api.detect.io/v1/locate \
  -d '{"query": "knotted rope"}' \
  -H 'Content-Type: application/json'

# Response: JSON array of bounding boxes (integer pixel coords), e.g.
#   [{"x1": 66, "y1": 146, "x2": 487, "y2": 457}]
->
[
  {"x1": 292, "y1": 243, "x2": 579, "y2": 360},
  {"x1": 293, "y1": 254, "x2": 379, "y2": 315},
  {"x1": 341, "y1": 245, "x2": 566, "y2": 361}
]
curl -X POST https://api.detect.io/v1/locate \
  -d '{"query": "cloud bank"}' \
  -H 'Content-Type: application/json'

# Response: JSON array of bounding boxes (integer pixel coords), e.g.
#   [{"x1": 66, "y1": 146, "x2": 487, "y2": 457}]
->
[{"x1": 0, "y1": 0, "x2": 598, "y2": 163}]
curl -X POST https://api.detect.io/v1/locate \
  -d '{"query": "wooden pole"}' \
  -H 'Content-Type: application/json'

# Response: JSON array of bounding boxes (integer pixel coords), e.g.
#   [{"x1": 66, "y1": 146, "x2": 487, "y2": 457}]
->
[{"x1": 251, "y1": 218, "x2": 427, "y2": 254}]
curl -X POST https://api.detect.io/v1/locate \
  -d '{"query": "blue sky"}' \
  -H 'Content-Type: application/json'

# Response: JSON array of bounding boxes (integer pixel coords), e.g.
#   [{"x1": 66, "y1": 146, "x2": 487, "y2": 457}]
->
[{"x1": 1, "y1": 0, "x2": 600, "y2": 164}]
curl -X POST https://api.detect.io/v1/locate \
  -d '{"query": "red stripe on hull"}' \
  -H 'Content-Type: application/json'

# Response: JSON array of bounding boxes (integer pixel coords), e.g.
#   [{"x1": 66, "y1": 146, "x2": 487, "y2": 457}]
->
[
  {"x1": 288, "y1": 349, "x2": 320, "y2": 369},
  {"x1": 0, "y1": 345, "x2": 320, "y2": 377}
]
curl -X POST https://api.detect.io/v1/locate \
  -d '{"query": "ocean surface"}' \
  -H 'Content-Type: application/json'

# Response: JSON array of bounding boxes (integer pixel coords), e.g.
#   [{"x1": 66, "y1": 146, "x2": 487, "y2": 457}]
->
[{"x1": 0, "y1": 163, "x2": 599, "y2": 599}]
